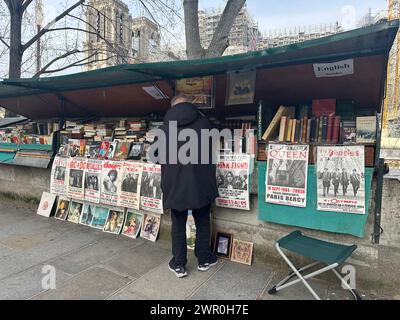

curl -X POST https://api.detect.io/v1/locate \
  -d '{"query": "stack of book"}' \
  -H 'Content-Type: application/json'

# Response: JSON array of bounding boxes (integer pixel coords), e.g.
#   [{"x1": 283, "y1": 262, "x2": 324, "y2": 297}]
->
[
  {"x1": 96, "y1": 124, "x2": 114, "y2": 141},
  {"x1": 83, "y1": 123, "x2": 97, "y2": 140}
]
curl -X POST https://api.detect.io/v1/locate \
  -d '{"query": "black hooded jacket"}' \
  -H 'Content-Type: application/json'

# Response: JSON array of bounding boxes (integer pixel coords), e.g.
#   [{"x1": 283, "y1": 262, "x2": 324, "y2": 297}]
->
[{"x1": 159, "y1": 102, "x2": 219, "y2": 211}]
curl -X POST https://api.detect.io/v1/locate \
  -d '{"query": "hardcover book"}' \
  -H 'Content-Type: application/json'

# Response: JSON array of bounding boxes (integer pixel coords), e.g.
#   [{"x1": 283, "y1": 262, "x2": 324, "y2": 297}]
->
[
  {"x1": 312, "y1": 99, "x2": 336, "y2": 117},
  {"x1": 262, "y1": 106, "x2": 295, "y2": 141}
]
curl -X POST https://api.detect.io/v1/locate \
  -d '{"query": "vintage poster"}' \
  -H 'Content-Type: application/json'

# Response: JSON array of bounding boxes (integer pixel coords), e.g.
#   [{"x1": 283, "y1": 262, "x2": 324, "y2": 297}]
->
[
  {"x1": 103, "y1": 207, "x2": 125, "y2": 234},
  {"x1": 67, "y1": 201, "x2": 84, "y2": 224},
  {"x1": 100, "y1": 160, "x2": 122, "y2": 206},
  {"x1": 84, "y1": 159, "x2": 102, "y2": 204},
  {"x1": 265, "y1": 144, "x2": 309, "y2": 207},
  {"x1": 140, "y1": 163, "x2": 163, "y2": 214},
  {"x1": 225, "y1": 70, "x2": 256, "y2": 106},
  {"x1": 140, "y1": 213, "x2": 161, "y2": 242},
  {"x1": 50, "y1": 156, "x2": 68, "y2": 195},
  {"x1": 117, "y1": 161, "x2": 143, "y2": 209},
  {"x1": 122, "y1": 210, "x2": 143, "y2": 239},
  {"x1": 175, "y1": 76, "x2": 214, "y2": 109},
  {"x1": 316, "y1": 145, "x2": 365, "y2": 214},
  {"x1": 66, "y1": 157, "x2": 86, "y2": 201},
  {"x1": 215, "y1": 153, "x2": 251, "y2": 210}
]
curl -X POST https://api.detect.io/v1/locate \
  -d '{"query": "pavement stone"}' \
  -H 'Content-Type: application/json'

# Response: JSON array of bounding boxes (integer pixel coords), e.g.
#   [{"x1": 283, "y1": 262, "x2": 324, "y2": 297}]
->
[
  {"x1": 189, "y1": 260, "x2": 274, "y2": 300},
  {"x1": 0, "y1": 263, "x2": 72, "y2": 300},
  {"x1": 103, "y1": 241, "x2": 171, "y2": 279},
  {"x1": 108, "y1": 255, "x2": 225, "y2": 300},
  {"x1": 32, "y1": 267, "x2": 131, "y2": 300},
  {"x1": 49, "y1": 236, "x2": 145, "y2": 275},
  {"x1": 260, "y1": 272, "x2": 329, "y2": 300}
]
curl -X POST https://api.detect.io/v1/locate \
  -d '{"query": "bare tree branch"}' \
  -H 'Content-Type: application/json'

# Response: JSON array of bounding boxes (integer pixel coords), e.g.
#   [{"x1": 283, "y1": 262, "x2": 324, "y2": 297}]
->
[
  {"x1": 22, "y1": 0, "x2": 34, "y2": 12},
  {"x1": 206, "y1": 0, "x2": 246, "y2": 57},
  {"x1": 33, "y1": 49, "x2": 81, "y2": 77},
  {"x1": 0, "y1": 36, "x2": 9, "y2": 49},
  {"x1": 22, "y1": 0, "x2": 85, "y2": 52},
  {"x1": 35, "y1": 53, "x2": 116, "y2": 76}
]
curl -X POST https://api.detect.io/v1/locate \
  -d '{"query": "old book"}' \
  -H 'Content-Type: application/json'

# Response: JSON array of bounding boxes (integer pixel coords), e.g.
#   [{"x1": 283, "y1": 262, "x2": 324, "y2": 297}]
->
[
  {"x1": 291, "y1": 119, "x2": 297, "y2": 142},
  {"x1": 332, "y1": 116, "x2": 341, "y2": 144},
  {"x1": 279, "y1": 116, "x2": 287, "y2": 142},
  {"x1": 327, "y1": 115, "x2": 335, "y2": 144},
  {"x1": 321, "y1": 116, "x2": 328, "y2": 143},
  {"x1": 262, "y1": 106, "x2": 295, "y2": 141},
  {"x1": 342, "y1": 120, "x2": 356, "y2": 144},
  {"x1": 286, "y1": 118, "x2": 293, "y2": 142},
  {"x1": 356, "y1": 116, "x2": 377, "y2": 144}
]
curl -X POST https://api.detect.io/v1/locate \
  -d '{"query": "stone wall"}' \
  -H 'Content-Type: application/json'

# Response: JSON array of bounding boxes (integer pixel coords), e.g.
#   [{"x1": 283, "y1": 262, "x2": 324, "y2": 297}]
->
[{"x1": 1, "y1": 163, "x2": 399, "y2": 293}]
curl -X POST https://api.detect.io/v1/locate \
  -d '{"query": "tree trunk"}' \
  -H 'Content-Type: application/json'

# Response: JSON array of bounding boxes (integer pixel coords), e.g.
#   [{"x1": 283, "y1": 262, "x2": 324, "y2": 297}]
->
[
  {"x1": 8, "y1": 8, "x2": 23, "y2": 79},
  {"x1": 5, "y1": 5, "x2": 23, "y2": 117},
  {"x1": 183, "y1": 0, "x2": 205, "y2": 59}
]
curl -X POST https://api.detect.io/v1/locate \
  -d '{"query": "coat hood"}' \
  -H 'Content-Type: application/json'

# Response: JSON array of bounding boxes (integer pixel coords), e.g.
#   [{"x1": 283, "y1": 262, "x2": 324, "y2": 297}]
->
[{"x1": 163, "y1": 103, "x2": 199, "y2": 127}]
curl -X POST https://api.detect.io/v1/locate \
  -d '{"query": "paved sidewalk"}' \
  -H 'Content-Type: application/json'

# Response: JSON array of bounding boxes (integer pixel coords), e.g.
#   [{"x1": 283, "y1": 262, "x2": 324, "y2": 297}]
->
[{"x1": 0, "y1": 198, "x2": 394, "y2": 300}]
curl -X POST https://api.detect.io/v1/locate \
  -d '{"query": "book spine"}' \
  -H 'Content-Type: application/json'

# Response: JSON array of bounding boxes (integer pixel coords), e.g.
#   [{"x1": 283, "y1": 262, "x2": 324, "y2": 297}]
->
[
  {"x1": 295, "y1": 120, "x2": 301, "y2": 142},
  {"x1": 332, "y1": 116, "x2": 341, "y2": 144},
  {"x1": 279, "y1": 116, "x2": 287, "y2": 142},
  {"x1": 301, "y1": 117, "x2": 307, "y2": 143},
  {"x1": 291, "y1": 119, "x2": 296, "y2": 142},
  {"x1": 327, "y1": 115, "x2": 334, "y2": 144},
  {"x1": 307, "y1": 119, "x2": 312, "y2": 143},
  {"x1": 286, "y1": 118, "x2": 293, "y2": 142},
  {"x1": 322, "y1": 116, "x2": 328, "y2": 143}
]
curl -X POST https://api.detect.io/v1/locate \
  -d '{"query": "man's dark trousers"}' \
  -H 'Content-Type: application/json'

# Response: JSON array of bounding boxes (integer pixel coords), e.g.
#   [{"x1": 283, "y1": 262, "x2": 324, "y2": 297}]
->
[{"x1": 170, "y1": 203, "x2": 212, "y2": 267}]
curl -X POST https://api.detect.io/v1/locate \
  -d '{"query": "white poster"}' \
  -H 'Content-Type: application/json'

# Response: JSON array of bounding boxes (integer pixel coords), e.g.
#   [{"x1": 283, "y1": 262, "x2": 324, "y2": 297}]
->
[
  {"x1": 140, "y1": 163, "x2": 163, "y2": 214},
  {"x1": 216, "y1": 153, "x2": 251, "y2": 210},
  {"x1": 84, "y1": 159, "x2": 102, "y2": 204},
  {"x1": 66, "y1": 157, "x2": 86, "y2": 201},
  {"x1": 317, "y1": 145, "x2": 365, "y2": 214},
  {"x1": 100, "y1": 160, "x2": 122, "y2": 206},
  {"x1": 265, "y1": 144, "x2": 309, "y2": 207},
  {"x1": 118, "y1": 161, "x2": 143, "y2": 210},
  {"x1": 313, "y1": 59, "x2": 354, "y2": 78},
  {"x1": 50, "y1": 156, "x2": 68, "y2": 195}
]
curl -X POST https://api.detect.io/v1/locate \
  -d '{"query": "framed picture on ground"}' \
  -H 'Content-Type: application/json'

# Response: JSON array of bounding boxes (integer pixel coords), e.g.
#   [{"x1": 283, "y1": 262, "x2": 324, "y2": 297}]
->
[
  {"x1": 37, "y1": 192, "x2": 57, "y2": 218},
  {"x1": 214, "y1": 232, "x2": 233, "y2": 259},
  {"x1": 122, "y1": 211, "x2": 143, "y2": 239},
  {"x1": 231, "y1": 239, "x2": 254, "y2": 266}
]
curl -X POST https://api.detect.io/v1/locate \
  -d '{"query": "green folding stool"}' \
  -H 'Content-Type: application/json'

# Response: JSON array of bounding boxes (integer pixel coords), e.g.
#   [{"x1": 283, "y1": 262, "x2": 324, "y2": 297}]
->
[{"x1": 268, "y1": 231, "x2": 361, "y2": 300}]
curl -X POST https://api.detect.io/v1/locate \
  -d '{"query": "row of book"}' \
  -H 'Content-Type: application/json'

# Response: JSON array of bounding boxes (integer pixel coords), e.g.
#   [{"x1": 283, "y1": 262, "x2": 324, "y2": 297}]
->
[{"x1": 278, "y1": 115, "x2": 377, "y2": 144}]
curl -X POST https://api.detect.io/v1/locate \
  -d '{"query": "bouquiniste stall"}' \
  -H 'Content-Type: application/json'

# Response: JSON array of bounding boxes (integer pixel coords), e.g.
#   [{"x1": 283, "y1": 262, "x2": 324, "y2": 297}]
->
[{"x1": 0, "y1": 21, "x2": 398, "y2": 260}]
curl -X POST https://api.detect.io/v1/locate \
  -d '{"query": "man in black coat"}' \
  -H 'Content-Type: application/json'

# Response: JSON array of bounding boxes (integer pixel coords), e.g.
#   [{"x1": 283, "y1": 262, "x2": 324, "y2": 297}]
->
[{"x1": 158, "y1": 94, "x2": 219, "y2": 278}]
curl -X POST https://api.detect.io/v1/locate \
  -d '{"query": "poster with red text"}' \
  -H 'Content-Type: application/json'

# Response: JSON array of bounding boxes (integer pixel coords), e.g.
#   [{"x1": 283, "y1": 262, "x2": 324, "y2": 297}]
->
[
  {"x1": 265, "y1": 144, "x2": 309, "y2": 207},
  {"x1": 316, "y1": 145, "x2": 365, "y2": 214},
  {"x1": 140, "y1": 163, "x2": 163, "y2": 214},
  {"x1": 50, "y1": 156, "x2": 68, "y2": 195},
  {"x1": 216, "y1": 154, "x2": 251, "y2": 210},
  {"x1": 66, "y1": 157, "x2": 86, "y2": 200},
  {"x1": 100, "y1": 160, "x2": 122, "y2": 206},
  {"x1": 84, "y1": 159, "x2": 102, "y2": 204},
  {"x1": 117, "y1": 161, "x2": 143, "y2": 210}
]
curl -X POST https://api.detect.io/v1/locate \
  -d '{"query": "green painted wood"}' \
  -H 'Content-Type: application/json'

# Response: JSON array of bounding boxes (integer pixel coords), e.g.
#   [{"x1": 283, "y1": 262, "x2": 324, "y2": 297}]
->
[{"x1": 258, "y1": 162, "x2": 373, "y2": 237}]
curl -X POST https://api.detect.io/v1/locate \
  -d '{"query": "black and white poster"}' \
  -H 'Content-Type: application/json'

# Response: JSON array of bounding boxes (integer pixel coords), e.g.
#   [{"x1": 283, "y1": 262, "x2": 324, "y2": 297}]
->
[
  {"x1": 140, "y1": 163, "x2": 163, "y2": 214},
  {"x1": 100, "y1": 160, "x2": 122, "y2": 206},
  {"x1": 216, "y1": 154, "x2": 251, "y2": 210},
  {"x1": 317, "y1": 145, "x2": 365, "y2": 214},
  {"x1": 66, "y1": 157, "x2": 86, "y2": 200},
  {"x1": 50, "y1": 156, "x2": 68, "y2": 195},
  {"x1": 84, "y1": 159, "x2": 102, "y2": 204},
  {"x1": 118, "y1": 161, "x2": 143, "y2": 210},
  {"x1": 265, "y1": 144, "x2": 309, "y2": 207}
]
